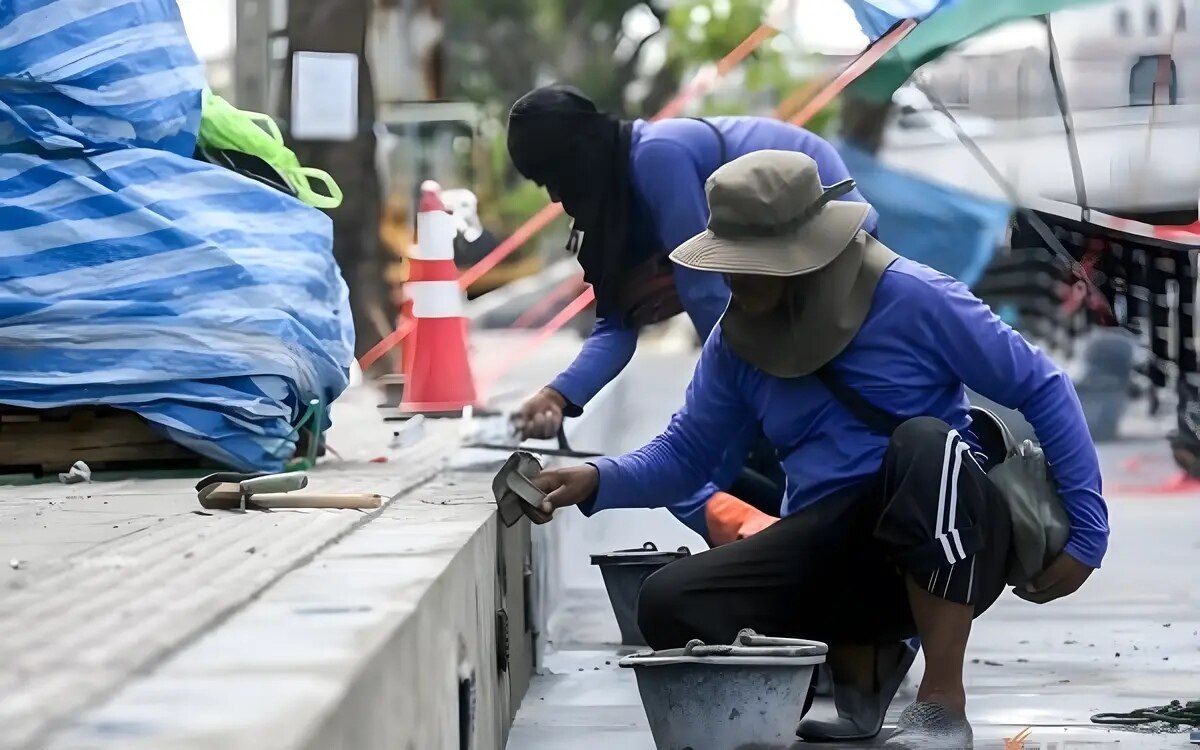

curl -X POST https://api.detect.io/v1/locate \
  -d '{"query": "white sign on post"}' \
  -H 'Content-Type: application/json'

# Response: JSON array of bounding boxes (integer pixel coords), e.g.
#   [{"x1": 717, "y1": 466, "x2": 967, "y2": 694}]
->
[{"x1": 291, "y1": 51, "x2": 359, "y2": 141}]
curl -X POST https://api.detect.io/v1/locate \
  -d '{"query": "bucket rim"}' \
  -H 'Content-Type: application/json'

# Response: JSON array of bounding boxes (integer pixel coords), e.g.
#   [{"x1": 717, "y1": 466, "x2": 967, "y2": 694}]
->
[
  {"x1": 619, "y1": 653, "x2": 826, "y2": 667},
  {"x1": 591, "y1": 555, "x2": 685, "y2": 566},
  {"x1": 590, "y1": 541, "x2": 691, "y2": 565},
  {"x1": 619, "y1": 630, "x2": 829, "y2": 666}
]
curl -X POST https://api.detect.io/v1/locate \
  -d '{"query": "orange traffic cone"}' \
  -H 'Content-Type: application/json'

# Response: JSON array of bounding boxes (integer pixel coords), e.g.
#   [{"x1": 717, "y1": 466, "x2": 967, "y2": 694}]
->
[
  {"x1": 399, "y1": 188, "x2": 480, "y2": 416},
  {"x1": 398, "y1": 180, "x2": 442, "y2": 379}
]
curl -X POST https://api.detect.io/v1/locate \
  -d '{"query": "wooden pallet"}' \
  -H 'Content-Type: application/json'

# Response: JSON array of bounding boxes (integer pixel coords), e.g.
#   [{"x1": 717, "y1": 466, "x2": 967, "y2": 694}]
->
[{"x1": 0, "y1": 405, "x2": 209, "y2": 477}]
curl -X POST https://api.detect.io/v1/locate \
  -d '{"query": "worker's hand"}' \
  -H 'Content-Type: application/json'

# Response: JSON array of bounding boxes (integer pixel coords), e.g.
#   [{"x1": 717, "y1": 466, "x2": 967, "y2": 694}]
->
[
  {"x1": 513, "y1": 387, "x2": 567, "y2": 439},
  {"x1": 1013, "y1": 552, "x2": 1095, "y2": 604},
  {"x1": 530, "y1": 464, "x2": 599, "y2": 518}
]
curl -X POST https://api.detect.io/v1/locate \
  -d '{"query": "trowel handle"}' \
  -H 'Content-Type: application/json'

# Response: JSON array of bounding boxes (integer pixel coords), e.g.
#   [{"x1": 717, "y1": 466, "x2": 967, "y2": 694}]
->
[{"x1": 250, "y1": 493, "x2": 382, "y2": 509}]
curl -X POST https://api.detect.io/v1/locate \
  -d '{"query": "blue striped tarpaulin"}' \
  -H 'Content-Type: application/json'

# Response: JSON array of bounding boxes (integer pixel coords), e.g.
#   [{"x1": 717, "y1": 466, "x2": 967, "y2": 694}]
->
[{"x1": 0, "y1": 0, "x2": 353, "y2": 471}]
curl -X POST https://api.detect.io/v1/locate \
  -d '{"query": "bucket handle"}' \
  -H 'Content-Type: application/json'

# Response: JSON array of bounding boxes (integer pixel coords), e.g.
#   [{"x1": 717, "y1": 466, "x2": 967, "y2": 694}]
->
[
  {"x1": 736, "y1": 629, "x2": 829, "y2": 653},
  {"x1": 683, "y1": 632, "x2": 829, "y2": 658}
]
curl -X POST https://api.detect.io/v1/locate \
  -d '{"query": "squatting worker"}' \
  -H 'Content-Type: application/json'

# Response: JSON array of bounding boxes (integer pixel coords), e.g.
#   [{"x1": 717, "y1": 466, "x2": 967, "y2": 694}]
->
[
  {"x1": 506, "y1": 84, "x2": 878, "y2": 544},
  {"x1": 527, "y1": 151, "x2": 1109, "y2": 747}
]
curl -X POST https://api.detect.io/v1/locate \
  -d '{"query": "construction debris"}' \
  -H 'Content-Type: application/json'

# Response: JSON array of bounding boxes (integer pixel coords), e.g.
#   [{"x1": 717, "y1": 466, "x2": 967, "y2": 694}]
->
[
  {"x1": 57, "y1": 460, "x2": 92, "y2": 484},
  {"x1": 390, "y1": 414, "x2": 426, "y2": 450}
]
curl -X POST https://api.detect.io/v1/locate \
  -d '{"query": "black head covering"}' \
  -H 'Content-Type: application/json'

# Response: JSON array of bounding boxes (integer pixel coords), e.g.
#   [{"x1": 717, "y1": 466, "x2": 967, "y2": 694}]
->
[{"x1": 507, "y1": 85, "x2": 633, "y2": 315}]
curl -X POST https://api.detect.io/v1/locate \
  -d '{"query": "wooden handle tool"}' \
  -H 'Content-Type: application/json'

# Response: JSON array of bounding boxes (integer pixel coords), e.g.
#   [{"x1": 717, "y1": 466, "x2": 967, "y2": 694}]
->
[{"x1": 246, "y1": 493, "x2": 383, "y2": 509}]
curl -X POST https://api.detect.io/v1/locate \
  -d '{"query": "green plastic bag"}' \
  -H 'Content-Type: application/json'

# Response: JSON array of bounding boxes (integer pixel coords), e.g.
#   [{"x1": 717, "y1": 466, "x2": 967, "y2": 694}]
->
[{"x1": 197, "y1": 89, "x2": 344, "y2": 209}]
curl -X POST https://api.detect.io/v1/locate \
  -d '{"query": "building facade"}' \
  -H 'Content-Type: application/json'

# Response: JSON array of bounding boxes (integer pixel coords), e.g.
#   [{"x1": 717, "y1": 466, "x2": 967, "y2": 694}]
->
[{"x1": 921, "y1": 1, "x2": 1200, "y2": 118}]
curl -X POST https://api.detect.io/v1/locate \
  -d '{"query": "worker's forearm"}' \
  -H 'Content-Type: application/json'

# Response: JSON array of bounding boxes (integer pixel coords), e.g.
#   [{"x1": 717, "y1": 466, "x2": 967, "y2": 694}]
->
[
  {"x1": 926, "y1": 273, "x2": 1109, "y2": 568},
  {"x1": 1016, "y1": 372, "x2": 1109, "y2": 568},
  {"x1": 548, "y1": 318, "x2": 638, "y2": 415}
]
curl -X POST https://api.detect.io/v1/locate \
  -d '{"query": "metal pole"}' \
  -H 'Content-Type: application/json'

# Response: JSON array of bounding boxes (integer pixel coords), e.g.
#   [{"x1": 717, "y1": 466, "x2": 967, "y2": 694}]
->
[
  {"x1": 233, "y1": 0, "x2": 272, "y2": 111},
  {"x1": 1045, "y1": 15, "x2": 1089, "y2": 222}
]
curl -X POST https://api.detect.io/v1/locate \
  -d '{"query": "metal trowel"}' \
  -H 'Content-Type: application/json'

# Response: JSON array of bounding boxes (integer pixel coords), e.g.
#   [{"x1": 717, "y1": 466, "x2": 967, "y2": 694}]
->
[
  {"x1": 469, "y1": 424, "x2": 604, "y2": 459},
  {"x1": 492, "y1": 451, "x2": 553, "y2": 527},
  {"x1": 197, "y1": 472, "x2": 309, "y2": 509}
]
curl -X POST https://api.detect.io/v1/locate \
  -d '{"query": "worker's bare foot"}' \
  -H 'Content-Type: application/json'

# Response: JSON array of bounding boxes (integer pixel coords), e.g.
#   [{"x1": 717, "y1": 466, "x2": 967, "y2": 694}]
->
[{"x1": 883, "y1": 701, "x2": 973, "y2": 748}]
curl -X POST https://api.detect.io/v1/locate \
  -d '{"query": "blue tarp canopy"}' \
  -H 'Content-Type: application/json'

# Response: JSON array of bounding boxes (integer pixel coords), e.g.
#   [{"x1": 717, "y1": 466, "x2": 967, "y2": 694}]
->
[{"x1": 839, "y1": 142, "x2": 1011, "y2": 289}]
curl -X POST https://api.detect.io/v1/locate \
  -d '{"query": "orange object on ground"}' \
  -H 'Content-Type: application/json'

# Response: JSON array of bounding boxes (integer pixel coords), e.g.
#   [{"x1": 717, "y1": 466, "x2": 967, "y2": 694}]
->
[
  {"x1": 705, "y1": 491, "x2": 780, "y2": 547},
  {"x1": 399, "y1": 189, "x2": 481, "y2": 414}
]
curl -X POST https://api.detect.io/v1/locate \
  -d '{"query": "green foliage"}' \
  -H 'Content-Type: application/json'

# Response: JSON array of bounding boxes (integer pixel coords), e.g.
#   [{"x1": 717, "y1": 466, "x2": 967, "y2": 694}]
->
[
  {"x1": 444, "y1": 0, "x2": 660, "y2": 116},
  {"x1": 665, "y1": 1, "x2": 778, "y2": 111},
  {"x1": 664, "y1": 0, "x2": 768, "y2": 67}
]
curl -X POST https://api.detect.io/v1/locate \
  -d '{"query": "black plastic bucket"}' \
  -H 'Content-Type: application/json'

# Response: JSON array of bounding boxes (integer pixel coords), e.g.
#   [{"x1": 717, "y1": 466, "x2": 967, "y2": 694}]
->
[{"x1": 590, "y1": 542, "x2": 690, "y2": 646}]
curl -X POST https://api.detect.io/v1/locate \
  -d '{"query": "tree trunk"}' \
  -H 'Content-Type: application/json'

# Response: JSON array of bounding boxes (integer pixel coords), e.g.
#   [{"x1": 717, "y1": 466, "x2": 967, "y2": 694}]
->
[{"x1": 280, "y1": 0, "x2": 388, "y2": 363}]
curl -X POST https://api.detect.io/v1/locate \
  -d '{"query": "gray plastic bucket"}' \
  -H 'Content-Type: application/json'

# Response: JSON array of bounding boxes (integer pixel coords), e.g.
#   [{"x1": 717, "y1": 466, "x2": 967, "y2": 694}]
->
[
  {"x1": 621, "y1": 629, "x2": 827, "y2": 750},
  {"x1": 590, "y1": 543, "x2": 690, "y2": 646}
]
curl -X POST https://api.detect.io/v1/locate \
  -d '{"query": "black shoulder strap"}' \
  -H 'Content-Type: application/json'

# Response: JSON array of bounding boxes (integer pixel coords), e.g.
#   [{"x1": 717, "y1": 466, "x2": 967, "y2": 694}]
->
[
  {"x1": 689, "y1": 117, "x2": 727, "y2": 167},
  {"x1": 814, "y1": 366, "x2": 905, "y2": 436}
]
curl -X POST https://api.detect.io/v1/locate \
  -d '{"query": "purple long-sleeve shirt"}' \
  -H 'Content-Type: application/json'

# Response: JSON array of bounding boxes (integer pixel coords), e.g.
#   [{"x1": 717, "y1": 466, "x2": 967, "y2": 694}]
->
[
  {"x1": 548, "y1": 117, "x2": 877, "y2": 535},
  {"x1": 586, "y1": 257, "x2": 1110, "y2": 568}
]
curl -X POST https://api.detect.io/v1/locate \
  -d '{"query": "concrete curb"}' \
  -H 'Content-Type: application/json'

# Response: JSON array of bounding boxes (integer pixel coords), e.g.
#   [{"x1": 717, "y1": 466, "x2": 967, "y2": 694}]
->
[{"x1": 46, "y1": 474, "x2": 533, "y2": 750}]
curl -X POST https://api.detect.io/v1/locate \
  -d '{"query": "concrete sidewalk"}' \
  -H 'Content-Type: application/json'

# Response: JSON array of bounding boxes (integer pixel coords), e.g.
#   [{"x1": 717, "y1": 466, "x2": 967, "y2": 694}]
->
[
  {"x1": 0, "y1": 387, "x2": 466, "y2": 749},
  {"x1": 45, "y1": 471, "x2": 525, "y2": 750}
]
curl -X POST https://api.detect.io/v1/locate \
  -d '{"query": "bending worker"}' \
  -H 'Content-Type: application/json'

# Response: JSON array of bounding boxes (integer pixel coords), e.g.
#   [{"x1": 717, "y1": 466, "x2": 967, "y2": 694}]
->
[
  {"x1": 527, "y1": 151, "x2": 1108, "y2": 747},
  {"x1": 506, "y1": 84, "x2": 877, "y2": 542}
]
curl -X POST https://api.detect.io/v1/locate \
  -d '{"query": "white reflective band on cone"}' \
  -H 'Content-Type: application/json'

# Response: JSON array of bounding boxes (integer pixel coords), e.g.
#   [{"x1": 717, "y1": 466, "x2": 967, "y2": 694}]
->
[
  {"x1": 408, "y1": 280, "x2": 464, "y2": 318},
  {"x1": 412, "y1": 211, "x2": 457, "y2": 261}
]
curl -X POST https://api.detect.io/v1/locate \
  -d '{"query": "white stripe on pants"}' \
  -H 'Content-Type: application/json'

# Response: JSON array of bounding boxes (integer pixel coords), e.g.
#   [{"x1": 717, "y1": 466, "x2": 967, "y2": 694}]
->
[{"x1": 934, "y1": 430, "x2": 971, "y2": 566}]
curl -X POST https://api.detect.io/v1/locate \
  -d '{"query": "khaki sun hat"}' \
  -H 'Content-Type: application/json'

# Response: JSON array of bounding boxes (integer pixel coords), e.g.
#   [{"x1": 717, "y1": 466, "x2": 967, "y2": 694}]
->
[
  {"x1": 670, "y1": 150, "x2": 872, "y2": 276},
  {"x1": 670, "y1": 149, "x2": 897, "y2": 377}
]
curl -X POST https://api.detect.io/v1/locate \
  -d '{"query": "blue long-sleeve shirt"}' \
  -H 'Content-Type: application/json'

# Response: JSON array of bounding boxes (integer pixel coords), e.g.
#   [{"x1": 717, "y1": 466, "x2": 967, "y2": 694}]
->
[
  {"x1": 585, "y1": 257, "x2": 1110, "y2": 569},
  {"x1": 548, "y1": 117, "x2": 878, "y2": 533},
  {"x1": 550, "y1": 116, "x2": 878, "y2": 410}
]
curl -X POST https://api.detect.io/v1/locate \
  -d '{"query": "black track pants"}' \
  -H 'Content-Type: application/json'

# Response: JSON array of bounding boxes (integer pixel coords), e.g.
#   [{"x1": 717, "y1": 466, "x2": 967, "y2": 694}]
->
[{"x1": 638, "y1": 417, "x2": 1013, "y2": 648}]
